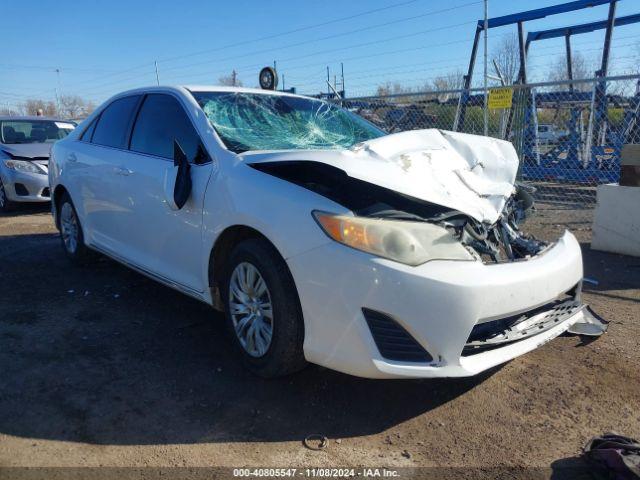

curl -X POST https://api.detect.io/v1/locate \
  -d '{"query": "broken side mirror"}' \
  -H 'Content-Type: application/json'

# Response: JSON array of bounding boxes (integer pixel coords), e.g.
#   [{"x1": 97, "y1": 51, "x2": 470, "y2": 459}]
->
[{"x1": 163, "y1": 140, "x2": 192, "y2": 210}]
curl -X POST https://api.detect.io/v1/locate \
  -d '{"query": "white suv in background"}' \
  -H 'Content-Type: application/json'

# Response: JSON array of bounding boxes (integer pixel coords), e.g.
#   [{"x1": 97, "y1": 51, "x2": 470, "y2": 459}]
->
[{"x1": 49, "y1": 86, "x2": 599, "y2": 379}]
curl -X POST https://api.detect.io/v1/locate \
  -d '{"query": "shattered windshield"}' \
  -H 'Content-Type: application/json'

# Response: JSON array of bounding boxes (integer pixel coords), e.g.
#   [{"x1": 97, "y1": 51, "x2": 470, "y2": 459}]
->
[{"x1": 191, "y1": 91, "x2": 385, "y2": 153}]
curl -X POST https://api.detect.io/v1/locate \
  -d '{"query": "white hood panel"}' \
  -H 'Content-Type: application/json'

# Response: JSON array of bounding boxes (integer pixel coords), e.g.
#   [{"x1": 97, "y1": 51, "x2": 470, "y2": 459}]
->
[{"x1": 243, "y1": 129, "x2": 520, "y2": 224}]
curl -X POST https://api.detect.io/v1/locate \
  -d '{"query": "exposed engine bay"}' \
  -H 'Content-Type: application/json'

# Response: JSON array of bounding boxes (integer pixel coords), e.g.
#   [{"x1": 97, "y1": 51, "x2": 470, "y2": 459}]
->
[{"x1": 250, "y1": 160, "x2": 547, "y2": 264}]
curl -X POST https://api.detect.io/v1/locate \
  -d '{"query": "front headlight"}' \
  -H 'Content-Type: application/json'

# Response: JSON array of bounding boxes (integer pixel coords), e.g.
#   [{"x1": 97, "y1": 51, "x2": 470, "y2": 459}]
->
[
  {"x1": 313, "y1": 211, "x2": 475, "y2": 266},
  {"x1": 4, "y1": 159, "x2": 45, "y2": 175}
]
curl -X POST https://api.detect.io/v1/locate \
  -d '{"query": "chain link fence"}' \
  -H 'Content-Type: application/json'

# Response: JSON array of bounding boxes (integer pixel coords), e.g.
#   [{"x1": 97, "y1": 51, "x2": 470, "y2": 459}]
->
[{"x1": 340, "y1": 75, "x2": 640, "y2": 211}]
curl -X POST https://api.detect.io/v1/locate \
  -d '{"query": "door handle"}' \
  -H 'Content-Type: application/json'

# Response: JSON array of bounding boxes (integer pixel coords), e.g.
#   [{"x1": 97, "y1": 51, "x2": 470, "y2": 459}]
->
[
  {"x1": 114, "y1": 166, "x2": 133, "y2": 176},
  {"x1": 67, "y1": 153, "x2": 78, "y2": 163}
]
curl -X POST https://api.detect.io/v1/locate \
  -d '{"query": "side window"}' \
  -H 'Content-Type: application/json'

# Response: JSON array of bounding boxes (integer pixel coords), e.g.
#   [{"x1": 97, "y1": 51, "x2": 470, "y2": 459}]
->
[
  {"x1": 130, "y1": 94, "x2": 206, "y2": 163},
  {"x1": 80, "y1": 116, "x2": 99, "y2": 142},
  {"x1": 91, "y1": 95, "x2": 141, "y2": 149}
]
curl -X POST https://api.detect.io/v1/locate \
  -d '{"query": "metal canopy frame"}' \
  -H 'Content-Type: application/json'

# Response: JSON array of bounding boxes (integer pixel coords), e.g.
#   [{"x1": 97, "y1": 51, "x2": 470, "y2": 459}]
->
[
  {"x1": 526, "y1": 12, "x2": 640, "y2": 42},
  {"x1": 522, "y1": 9, "x2": 640, "y2": 165},
  {"x1": 454, "y1": 0, "x2": 617, "y2": 132}
]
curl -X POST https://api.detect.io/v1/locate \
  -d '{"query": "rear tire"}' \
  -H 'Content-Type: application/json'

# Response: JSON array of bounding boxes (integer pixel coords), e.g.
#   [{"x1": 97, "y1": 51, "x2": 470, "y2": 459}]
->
[
  {"x1": 0, "y1": 179, "x2": 14, "y2": 213},
  {"x1": 221, "y1": 238, "x2": 307, "y2": 378},
  {"x1": 58, "y1": 192, "x2": 92, "y2": 264}
]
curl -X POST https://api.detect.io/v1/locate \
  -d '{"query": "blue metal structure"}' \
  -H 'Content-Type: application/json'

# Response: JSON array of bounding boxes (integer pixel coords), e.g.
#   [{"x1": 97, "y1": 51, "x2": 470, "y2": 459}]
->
[
  {"x1": 454, "y1": 0, "x2": 615, "y2": 132},
  {"x1": 520, "y1": 8, "x2": 640, "y2": 184},
  {"x1": 456, "y1": 0, "x2": 640, "y2": 185},
  {"x1": 526, "y1": 12, "x2": 640, "y2": 42}
]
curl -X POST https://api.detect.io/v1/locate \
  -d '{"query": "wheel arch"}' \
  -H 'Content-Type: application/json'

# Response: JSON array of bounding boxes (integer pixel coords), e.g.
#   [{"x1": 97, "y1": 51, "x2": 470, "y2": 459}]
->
[
  {"x1": 207, "y1": 225, "x2": 293, "y2": 312},
  {"x1": 52, "y1": 184, "x2": 70, "y2": 229}
]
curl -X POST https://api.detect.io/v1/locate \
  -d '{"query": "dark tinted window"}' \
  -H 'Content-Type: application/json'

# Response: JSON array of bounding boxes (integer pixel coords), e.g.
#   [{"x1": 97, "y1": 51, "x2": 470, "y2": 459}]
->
[
  {"x1": 130, "y1": 94, "x2": 204, "y2": 162},
  {"x1": 92, "y1": 95, "x2": 141, "y2": 148},
  {"x1": 80, "y1": 117, "x2": 98, "y2": 141}
]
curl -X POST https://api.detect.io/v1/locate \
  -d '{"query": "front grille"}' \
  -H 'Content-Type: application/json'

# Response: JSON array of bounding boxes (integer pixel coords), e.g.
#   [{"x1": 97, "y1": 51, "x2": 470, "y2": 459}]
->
[
  {"x1": 14, "y1": 183, "x2": 29, "y2": 196},
  {"x1": 41, "y1": 187, "x2": 50, "y2": 197},
  {"x1": 362, "y1": 308, "x2": 433, "y2": 363},
  {"x1": 462, "y1": 296, "x2": 583, "y2": 356}
]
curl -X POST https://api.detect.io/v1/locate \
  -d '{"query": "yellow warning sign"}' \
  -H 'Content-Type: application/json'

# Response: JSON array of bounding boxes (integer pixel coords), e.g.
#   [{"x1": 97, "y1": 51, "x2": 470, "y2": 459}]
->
[{"x1": 488, "y1": 87, "x2": 513, "y2": 109}]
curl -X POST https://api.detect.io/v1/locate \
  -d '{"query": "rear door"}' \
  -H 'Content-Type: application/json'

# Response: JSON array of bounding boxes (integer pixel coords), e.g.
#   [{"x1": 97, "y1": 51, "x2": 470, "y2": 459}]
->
[
  {"x1": 119, "y1": 93, "x2": 213, "y2": 292},
  {"x1": 72, "y1": 95, "x2": 142, "y2": 254}
]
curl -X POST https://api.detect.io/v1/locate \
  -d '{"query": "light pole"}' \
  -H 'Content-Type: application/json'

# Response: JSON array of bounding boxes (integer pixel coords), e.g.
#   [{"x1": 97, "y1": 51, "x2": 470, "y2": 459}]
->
[
  {"x1": 55, "y1": 68, "x2": 62, "y2": 114},
  {"x1": 483, "y1": 0, "x2": 489, "y2": 137}
]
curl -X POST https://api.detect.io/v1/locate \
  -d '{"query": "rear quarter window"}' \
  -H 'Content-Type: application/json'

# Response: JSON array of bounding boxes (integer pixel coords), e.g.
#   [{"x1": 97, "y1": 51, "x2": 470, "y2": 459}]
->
[{"x1": 80, "y1": 117, "x2": 99, "y2": 142}]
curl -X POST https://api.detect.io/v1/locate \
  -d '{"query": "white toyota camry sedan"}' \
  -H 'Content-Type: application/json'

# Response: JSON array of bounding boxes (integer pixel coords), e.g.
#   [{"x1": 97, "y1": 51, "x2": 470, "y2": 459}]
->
[{"x1": 49, "y1": 86, "x2": 601, "y2": 379}]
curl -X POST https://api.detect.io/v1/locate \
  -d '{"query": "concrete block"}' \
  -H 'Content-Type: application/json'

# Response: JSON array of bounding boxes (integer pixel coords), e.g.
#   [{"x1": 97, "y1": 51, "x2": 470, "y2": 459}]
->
[
  {"x1": 620, "y1": 144, "x2": 640, "y2": 186},
  {"x1": 592, "y1": 183, "x2": 640, "y2": 257},
  {"x1": 621, "y1": 144, "x2": 640, "y2": 166}
]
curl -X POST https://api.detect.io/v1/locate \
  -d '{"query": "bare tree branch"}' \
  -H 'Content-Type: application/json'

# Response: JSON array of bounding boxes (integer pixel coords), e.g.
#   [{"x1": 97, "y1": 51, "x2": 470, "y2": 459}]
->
[
  {"x1": 547, "y1": 51, "x2": 596, "y2": 92},
  {"x1": 22, "y1": 99, "x2": 57, "y2": 116},
  {"x1": 492, "y1": 33, "x2": 519, "y2": 85},
  {"x1": 218, "y1": 70, "x2": 243, "y2": 87}
]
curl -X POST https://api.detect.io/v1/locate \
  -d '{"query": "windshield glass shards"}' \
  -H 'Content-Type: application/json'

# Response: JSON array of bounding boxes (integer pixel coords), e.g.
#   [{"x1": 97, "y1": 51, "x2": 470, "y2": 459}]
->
[{"x1": 191, "y1": 91, "x2": 385, "y2": 153}]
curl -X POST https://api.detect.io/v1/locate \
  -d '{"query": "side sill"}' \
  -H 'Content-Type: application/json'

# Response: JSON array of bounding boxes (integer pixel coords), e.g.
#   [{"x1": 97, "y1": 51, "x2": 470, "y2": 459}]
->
[{"x1": 89, "y1": 243, "x2": 210, "y2": 304}]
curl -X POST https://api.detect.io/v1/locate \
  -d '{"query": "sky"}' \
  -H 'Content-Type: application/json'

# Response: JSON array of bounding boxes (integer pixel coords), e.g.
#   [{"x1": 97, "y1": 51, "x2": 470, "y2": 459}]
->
[{"x1": 1, "y1": 0, "x2": 639, "y2": 111}]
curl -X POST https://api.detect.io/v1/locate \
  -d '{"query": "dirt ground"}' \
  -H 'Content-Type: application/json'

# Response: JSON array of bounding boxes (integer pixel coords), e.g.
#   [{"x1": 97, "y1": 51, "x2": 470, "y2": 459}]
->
[{"x1": 0, "y1": 201, "x2": 638, "y2": 478}]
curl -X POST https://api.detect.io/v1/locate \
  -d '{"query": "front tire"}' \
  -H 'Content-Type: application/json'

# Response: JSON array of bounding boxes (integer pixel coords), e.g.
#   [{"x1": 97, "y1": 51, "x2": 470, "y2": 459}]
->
[
  {"x1": 221, "y1": 238, "x2": 307, "y2": 378},
  {"x1": 58, "y1": 193, "x2": 92, "y2": 264}
]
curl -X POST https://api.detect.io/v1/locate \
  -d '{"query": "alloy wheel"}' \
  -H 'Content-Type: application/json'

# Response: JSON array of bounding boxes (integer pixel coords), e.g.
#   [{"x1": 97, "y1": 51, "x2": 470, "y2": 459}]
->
[
  {"x1": 60, "y1": 202, "x2": 79, "y2": 254},
  {"x1": 228, "y1": 262, "x2": 274, "y2": 358}
]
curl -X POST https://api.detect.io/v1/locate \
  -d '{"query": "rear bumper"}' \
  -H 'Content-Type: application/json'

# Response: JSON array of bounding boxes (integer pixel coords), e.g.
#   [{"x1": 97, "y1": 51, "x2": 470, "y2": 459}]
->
[
  {"x1": 1, "y1": 169, "x2": 50, "y2": 203},
  {"x1": 287, "y1": 230, "x2": 583, "y2": 379}
]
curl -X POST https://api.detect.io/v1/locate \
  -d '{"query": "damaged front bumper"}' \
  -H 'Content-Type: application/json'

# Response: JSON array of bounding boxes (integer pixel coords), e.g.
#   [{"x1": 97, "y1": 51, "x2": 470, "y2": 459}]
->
[
  {"x1": 464, "y1": 292, "x2": 607, "y2": 355},
  {"x1": 287, "y1": 229, "x2": 589, "y2": 379}
]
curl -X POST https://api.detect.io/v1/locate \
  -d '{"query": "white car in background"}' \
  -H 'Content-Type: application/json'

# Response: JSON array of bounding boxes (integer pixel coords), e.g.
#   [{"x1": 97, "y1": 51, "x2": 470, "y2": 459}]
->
[
  {"x1": 0, "y1": 116, "x2": 75, "y2": 211},
  {"x1": 48, "y1": 86, "x2": 602, "y2": 379}
]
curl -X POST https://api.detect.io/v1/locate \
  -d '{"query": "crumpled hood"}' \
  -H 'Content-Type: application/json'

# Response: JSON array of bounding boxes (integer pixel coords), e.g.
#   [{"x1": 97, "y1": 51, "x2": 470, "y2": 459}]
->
[
  {"x1": 0, "y1": 143, "x2": 51, "y2": 160},
  {"x1": 242, "y1": 129, "x2": 519, "y2": 224}
]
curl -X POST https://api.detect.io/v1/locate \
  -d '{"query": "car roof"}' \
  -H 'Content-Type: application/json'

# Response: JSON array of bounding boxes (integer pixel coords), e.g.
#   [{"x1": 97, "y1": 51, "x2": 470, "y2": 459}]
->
[
  {"x1": 110, "y1": 85, "x2": 314, "y2": 102},
  {"x1": 183, "y1": 85, "x2": 297, "y2": 95},
  {"x1": 0, "y1": 115, "x2": 74, "y2": 122}
]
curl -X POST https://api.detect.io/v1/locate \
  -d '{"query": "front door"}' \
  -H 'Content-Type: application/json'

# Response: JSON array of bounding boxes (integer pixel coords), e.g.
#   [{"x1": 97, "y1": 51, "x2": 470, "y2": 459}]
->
[{"x1": 118, "y1": 93, "x2": 213, "y2": 293}]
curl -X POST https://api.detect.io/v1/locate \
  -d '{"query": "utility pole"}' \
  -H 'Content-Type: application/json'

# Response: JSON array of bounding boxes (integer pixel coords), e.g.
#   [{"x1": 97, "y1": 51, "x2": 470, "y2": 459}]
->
[
  {"x1": 483, "y1": 0, "x2": 489, "y2": 136},
  {"x1": 54, "y1": 68, "x2": 62, "y2": 115},
  {"x1": 155, "y1": 61, "x2": 160, "y2": 85},
  {"x1": 341, "y1": 62, "x2": 345, "y2": 98},
  {"x1": 326, "y1": 66, "x2": 330, "y2": 97},
  {"x1": 231, "y1": 69, "x2": 237, "y2": 86}
]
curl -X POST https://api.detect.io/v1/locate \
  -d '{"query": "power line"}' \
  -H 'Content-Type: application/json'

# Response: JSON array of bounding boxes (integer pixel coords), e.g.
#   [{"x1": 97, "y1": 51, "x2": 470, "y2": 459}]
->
[
  {"x1": 49, "y1": 0, "x2": 430, "y2": 93},
  {"x1": 74, "y1": 19, "x2": 478, "y2": 98},
  {"x1": 162, "y1": 21, "x2": 476, "y2": 85},
  {"x1": 6, "y1": 1, "x2": 639, "y2": 102},
  {"x1": 65, "y1": 2, "x2": 481, "y2": 96},
  {"x1": 156, "y1": 2, "x2": 481, "y2": 76},
  {"x1": 155, "y1": 0, "x2": 429, "y2": 65},
  {"x1": 0, "y1": 64, "x2": 121, "y2": 74}
]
